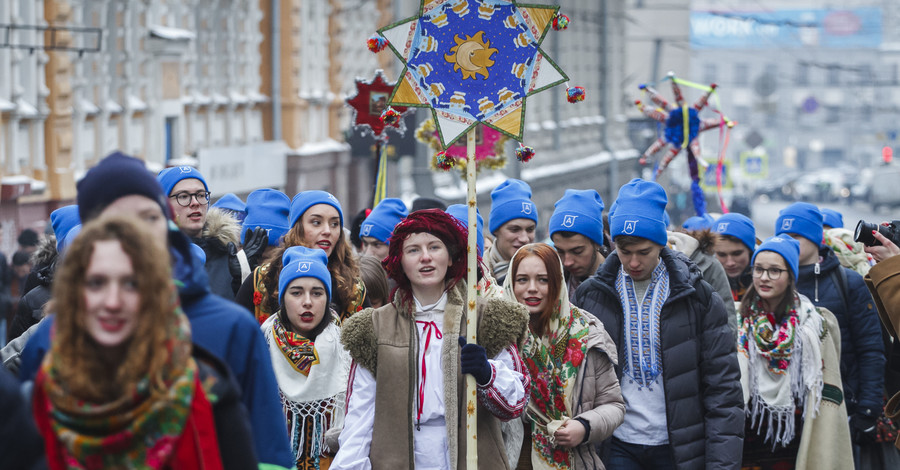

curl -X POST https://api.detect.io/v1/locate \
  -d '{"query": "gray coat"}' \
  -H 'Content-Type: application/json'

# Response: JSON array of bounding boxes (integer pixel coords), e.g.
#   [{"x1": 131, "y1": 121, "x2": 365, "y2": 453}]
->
[{"x1": 574, "y1": 248, "x2": 744, "y2": 470}]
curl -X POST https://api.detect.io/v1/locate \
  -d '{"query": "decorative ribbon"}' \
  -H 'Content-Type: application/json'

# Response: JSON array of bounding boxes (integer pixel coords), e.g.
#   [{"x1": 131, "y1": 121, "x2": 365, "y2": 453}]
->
[{"x1": 415, "y1": 320, "x2": 443, "y2": 425}]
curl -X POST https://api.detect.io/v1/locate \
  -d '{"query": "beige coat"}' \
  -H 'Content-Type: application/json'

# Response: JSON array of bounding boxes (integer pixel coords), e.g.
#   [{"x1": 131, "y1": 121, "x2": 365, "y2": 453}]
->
[
  {"x1": 568, "y1": 314, "x2": 625, "y2": 469},
  {"x1": 864, "y1": 255, "x2": 900, "y2": 450},
  {"x1": 795, "y1": 308, "x2": 854, "y2": 469}
]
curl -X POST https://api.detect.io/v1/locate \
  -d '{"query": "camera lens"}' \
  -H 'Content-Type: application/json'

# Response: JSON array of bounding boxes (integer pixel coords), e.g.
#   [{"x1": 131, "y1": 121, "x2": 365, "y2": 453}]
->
[{"x1": 855, "y1": 220, "x2": 880, "y2": 246}]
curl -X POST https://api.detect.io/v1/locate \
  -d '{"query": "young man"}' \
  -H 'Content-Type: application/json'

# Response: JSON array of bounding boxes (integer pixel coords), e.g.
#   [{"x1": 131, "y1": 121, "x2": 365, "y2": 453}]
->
[
  {"x1": 17, "y1": 152, "x2": 295, "y2": 468},
  {"x1": 713, "y1": 212, "x2": 757, "y2": 301},
  {"x1": 157, "y1": 166, "x2": 247, "y2": 299},
  {"x1": 575, "y1": 178, "x2": 743, "y2": 469},
  {"x1": 359, "y1": 197, "x2": 408, "y2": 260},
  {"x1": 775, "y1": 202, "x2": 885, "y2": 452},
  {"x1": 485, "y1": 179, "x2": 538, "y2": 284},
  {"x1": 548, "y1": 189, "x2": 606, "y2": 301}
]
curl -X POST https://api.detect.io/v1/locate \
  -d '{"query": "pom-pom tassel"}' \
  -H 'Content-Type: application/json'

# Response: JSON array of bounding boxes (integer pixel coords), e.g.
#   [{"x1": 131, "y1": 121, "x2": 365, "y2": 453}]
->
[
  {"x1": 367, "y1": 35, "x2": 389, "y2": 53},
  {"x1": 435, "y1": 151, "x2": 455, "y2": 171},
  {"x1": 379, "y1": 107, "x2": 401, "y2": 125},
  {"x1": 567, "y1": 86, "x2": 585, "y2": 103},
  {"x1": 515, "y1": 145, "x2": 535, "y2": 163},
  {"x1": 552, "y1": 13, "x2": 570, "y2": 31}
]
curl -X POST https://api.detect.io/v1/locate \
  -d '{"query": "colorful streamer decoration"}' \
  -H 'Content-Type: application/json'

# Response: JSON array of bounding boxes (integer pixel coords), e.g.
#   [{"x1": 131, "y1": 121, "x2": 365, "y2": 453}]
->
[
  {"x1": 416, "y1": 119, "x2": 508, "y2": 175},
  {"x1": 634, "y1": 72, "x2": 735, "y2": 215}
]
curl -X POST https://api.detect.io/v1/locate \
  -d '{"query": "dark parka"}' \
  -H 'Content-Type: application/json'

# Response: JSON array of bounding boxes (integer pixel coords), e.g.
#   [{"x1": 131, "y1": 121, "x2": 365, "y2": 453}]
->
[
  {"x1": 796, "y1": 246, "x2": 885, "y2": 416},
  {"x1": 574, "y1": 248, "x2": 744, "y2": 470}
]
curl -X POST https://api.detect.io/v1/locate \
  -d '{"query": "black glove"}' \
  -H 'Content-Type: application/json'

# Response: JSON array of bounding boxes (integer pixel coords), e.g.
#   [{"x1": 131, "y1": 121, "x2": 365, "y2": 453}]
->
[
  {"x1": 850, "y1": 410, "x2": 879, "y2": 445},
  {"x1": 458, "y1": 336, "x2": 492, "y2": 385},
  {"x1": 242, "y1": 227, "x2": 270, "y2": 271},
  {"x1": 226, "y1": 242, "x2": 243, "y2": 295}
]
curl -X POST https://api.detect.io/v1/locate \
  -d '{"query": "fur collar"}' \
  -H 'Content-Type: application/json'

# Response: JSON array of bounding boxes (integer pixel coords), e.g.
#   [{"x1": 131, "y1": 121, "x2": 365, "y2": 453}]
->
[
  {"x1": 31, "y1": 235, "x2": 57, "y2": 268},
  {"x1": 200, "y1": 208, "x2": 241, "y2": 247}
]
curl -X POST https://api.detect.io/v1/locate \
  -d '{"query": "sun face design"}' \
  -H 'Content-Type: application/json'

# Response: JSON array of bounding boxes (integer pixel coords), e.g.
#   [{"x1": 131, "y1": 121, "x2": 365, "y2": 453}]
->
[{"x1": 444, "y1": 31, "x2": 498, "y2": 80}]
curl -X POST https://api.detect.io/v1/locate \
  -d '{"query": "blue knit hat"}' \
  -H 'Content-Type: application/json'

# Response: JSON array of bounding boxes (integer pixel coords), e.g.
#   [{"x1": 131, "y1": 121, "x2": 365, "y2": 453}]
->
[
  {"x1": 549, "y1": 189, "x2": 605, "y2": 246},
  {"x1": 609, "y1": 178, "x2": 668, "y2": 246},
  {"x1": 289, "y1": 190, "x2": 343, "y2": 230},
  {"x1": 775, "y1": 202, "x2": 823, "y2": 247},
  {"x1": 213, "y1": 193, "x2": 246, "y2": 213},
  {"x1": 157, "y1": 166, "x2": 209, "y2": 197},
  {"x1": 242, "y1": 189, "x2": 290, "y2": 246},
  {"x1": 77, "y1": 151, "x2": 170, "y2": 222},
  {"x1": 190, "y1": 242, "x2": 207, "y2": 265},
  {"x1": 489, "y1": 179, "x2": 538, "y2": 234},
  {"x1": 360, "y1": 198, "x2": 408, "y2": 244},
  {"x1": 446, "y1": 204, "x2": 484, "y2": 256},
  {"x1": 50, "y1": 205, "x2": 81, "y2": 252},
  {"x1": 752, "y1": 235, "x2": 800, "y2": 281},
  {"x1": 682, "y1": 214, "x2": 716, "y2": 231},
  {"x1": 715, "y1": 213, "x2": 756, "y2": 253},
  {"x1": 58, "y1": 224, "x2": 82, "y2": 255},
  {"x1": 278, "y1": 246, "x2": 332, "y2": 304},
  {"x1": 820, "y1": 208, "x2": 844, "y2": 229}
]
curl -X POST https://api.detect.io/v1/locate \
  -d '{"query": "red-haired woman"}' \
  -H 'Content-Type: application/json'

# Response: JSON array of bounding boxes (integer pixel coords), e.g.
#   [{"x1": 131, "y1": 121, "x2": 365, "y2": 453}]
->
[
  {"x1": 504, "y1": 243, "x2": 625, "y2": 469},
  {"x1": 332, "y1": 209, "x2": 530, "y2": 469}
]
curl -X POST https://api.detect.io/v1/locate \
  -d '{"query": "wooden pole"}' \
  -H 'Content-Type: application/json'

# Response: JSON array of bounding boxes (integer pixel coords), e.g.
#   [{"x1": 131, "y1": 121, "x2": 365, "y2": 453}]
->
[{"x1": 465, "y1": 127, "x2": 478, "y2": 469}]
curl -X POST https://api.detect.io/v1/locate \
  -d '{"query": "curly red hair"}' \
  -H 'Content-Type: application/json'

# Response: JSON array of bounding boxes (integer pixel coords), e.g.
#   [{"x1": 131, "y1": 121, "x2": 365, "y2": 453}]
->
[{"x1": 383, "y1": 209, "x2": 477, "y2": 301}]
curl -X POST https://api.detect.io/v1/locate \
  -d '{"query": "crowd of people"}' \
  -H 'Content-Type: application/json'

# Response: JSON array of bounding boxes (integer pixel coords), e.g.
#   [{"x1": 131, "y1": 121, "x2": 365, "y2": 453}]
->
[{"x1": 1, "y1": 150, "x2": 899, "y2": 470}]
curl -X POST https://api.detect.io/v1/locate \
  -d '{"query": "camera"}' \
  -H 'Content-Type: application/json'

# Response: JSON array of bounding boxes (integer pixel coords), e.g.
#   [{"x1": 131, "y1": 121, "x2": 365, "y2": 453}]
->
[{"x1": 854, "y1": 220, "x2": 900, "y2": 247}]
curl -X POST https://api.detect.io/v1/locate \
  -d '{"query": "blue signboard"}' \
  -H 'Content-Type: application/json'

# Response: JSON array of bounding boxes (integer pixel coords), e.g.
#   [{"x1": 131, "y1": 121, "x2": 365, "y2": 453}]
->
[{"x1": 691, "y1": 8, "x2": 882, "y2": 49}]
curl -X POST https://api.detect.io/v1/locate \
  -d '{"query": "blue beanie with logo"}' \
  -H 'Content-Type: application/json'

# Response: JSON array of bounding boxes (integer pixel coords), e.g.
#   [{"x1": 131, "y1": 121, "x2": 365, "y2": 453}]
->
[
  {"x1": 213, "y1": 193, "x2": 246, "y2": 213},
  {"x1": 278, "y1": 245, "x2": 332, "y2": 304},
  {"x1": 489, "y1": 179, "x2": 538, "y2": 234},
  {"x1": 50, "y1": 205, "x2": 81, "y2": 252},
  {"x1": 289, "y1": 190, "x2": 343, "y2": 229},
  {"x1": 446, "y1": 204, "x2": 484, "y2": 256},
  {"x1": 609, "y1": 178, "x2": 668, "y2": 246},
  {"x1": 360, "y1": 198, "x2": 408, "y2": 244},
  {"x1": 752, "y1": 235, "x2": 800, "y2": 281},
  {"x1": 682, "y1": 214, "x2": 716, "y2": 232},
  {"x1": 157, "y1": 166, "x2": 209, "y2": 197},
  {"x1": 715, "y1": 213, "x2": 756, "y2": 253},
  {"x1": 242, "y1": 189, "x2": 290, "y2": 246},
  {"x1": 775, "y1": 202, "x2": 823, "y2": 247},
  {"x1": 820, "y1": 208, "x2": 844, "y2": 229},
  {"x1": 549, "y1": 189, "x2": 605, "y2": 246}
]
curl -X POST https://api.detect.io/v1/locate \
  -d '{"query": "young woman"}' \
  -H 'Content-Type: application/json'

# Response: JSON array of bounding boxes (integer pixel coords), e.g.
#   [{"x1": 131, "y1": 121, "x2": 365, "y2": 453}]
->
[
  {"x1": 261, "y1": 245, "x2": 350, "y2": 469},
  {"x1": 332, "y1": 209, "x2": 530, "y2": 470},
  {"x1": 31, "y1": 216, "x2": 257, "y2": 469},
  {"x1": 504, "y1": 243, "x2": 625, "y2": 469},
  {"x1": 739, "y1": 235, "x2": 852, "y2": 469},
  {"x1": 237, "y1": 190, "x2": 366, "y2": 325}
]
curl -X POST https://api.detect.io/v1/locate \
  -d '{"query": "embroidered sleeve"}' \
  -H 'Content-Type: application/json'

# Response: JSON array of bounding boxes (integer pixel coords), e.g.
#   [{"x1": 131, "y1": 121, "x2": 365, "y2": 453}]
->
[
  {"x1": 331, "y1": 361, "x2": 375, "y2": 470},
  {"x1": 477, "y1": 344, "x2": 530, "y2": 421}
]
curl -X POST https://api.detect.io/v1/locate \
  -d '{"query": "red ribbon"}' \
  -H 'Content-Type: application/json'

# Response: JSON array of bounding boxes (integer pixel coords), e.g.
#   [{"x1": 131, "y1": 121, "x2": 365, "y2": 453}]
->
[{"x1": 415, "y1": 320, "x2": 443, "y2": 424}]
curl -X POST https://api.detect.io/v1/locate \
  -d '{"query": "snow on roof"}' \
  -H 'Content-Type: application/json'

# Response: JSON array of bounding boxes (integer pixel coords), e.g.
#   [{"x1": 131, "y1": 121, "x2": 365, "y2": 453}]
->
[{"x1": 149, "y1": 25, "x2": 196, "y2": 41}]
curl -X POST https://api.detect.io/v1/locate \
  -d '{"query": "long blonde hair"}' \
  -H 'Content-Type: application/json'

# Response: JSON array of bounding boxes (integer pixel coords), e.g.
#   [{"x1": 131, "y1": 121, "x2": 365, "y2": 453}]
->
[{"x1": 48, "y1": 216, "x2": 176, "y2": 403}]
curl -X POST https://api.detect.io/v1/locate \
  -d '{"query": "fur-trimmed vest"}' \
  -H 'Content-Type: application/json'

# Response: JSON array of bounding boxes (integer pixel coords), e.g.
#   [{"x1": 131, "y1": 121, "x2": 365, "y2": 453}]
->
[{"x1": 341, "y1": 281, "x2": 528, "y2": 470}]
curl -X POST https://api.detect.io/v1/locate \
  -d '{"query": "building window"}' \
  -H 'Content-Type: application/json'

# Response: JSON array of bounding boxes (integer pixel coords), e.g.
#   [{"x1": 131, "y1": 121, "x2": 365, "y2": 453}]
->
[
  {"x1": 703, "y1": 63, "x2": 716, "y2": 85},
  {"x1": 165, "y1": 116, "x2": 176, "y2": 161},
  {"x1": 826, "y1": 66, "x2": 840, "y2": 86},
  {"x1": 796, "y1": 63, "x2": 809, "y2": 85}
]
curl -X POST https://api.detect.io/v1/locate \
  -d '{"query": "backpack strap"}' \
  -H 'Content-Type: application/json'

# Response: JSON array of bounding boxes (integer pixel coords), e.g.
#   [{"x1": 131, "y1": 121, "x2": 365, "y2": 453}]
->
[{"x1": 830, "y1": 266, "x2": 851, "y2": 316}]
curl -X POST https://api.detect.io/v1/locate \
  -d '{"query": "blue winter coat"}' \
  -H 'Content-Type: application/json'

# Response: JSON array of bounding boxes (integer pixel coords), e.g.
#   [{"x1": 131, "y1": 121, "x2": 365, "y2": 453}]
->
[
  {"x1": 575, "y1": 248, "x2": 744, "y2": 470},
  {"x1": 795, "y1": 247, "x2": 885, "y2": 416},
  {"x1": 19, "y1": 229, "x2": 295, "y2": 469}
]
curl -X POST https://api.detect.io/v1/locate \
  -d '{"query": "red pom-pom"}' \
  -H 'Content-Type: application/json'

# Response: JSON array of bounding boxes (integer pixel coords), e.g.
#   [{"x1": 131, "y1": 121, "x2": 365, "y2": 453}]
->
[
  {"x1": 515, "y1": 146, "x2": 535, "y2": 163},
  {"x1": 367, "y1": 35, "x2": 389, "y2": 53},
  {"x1": 552, "y1": 13, "x2": 570, "y2": 31},
  {"x1": 436, "y1": 151, "x2": 454, "y2": 171},
  {"x1": 379, "y1": 107, "x2": 401, "y2": 125},
  {"x1": 567, "y1": 86, "x2": 585, "y2": 103}
]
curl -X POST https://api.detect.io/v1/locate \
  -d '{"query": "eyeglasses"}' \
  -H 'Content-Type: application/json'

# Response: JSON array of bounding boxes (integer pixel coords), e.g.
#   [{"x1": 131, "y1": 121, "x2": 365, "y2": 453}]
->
[
  {"x1": 170, "y1": 191, "x2": 211, "y2": 207},
  {"x1": 751, "y1": 265, "x2": 786, "y2": 280}
]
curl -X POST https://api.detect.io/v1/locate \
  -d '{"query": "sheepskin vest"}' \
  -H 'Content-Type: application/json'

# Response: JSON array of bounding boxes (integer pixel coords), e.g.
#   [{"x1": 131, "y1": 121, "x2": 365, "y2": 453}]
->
[{"x1": 342, "y1": 281, "x2": 528, "y2": 470}]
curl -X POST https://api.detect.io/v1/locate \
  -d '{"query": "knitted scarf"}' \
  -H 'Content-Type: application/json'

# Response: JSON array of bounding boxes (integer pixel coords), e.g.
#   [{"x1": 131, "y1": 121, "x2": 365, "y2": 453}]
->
[
  {"x1": 487, "y1": 243, "x2": 511, "y2": 284},
  {"x1": 738, "y1": 292, "x2": 824, "y2": 448},
  {"x1": 615, "y1": 260, "x2": 669, "y2": 389},
  {"x1": 503, "y1": 251, "x2": 589, "y2": 469},
  {"x1": 36, "y1": 289, "x2": 196, "y2": 469},
  {"x1": 262, "y1": 314, "x2": 348, "y2": 469}
]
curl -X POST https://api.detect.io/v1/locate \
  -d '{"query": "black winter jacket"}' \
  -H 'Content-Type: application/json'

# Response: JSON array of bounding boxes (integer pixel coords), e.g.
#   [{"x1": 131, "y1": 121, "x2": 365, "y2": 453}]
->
[
  {"x1": 796, "y1": 247, "x2": 885, "y2": 416},
  {"x1": 575, "y1": 248, "x2": 744, "y2": 470}
]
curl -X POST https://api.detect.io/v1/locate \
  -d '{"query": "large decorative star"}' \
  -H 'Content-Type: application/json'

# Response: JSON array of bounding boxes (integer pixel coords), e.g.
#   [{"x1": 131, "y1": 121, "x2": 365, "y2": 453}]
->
[{"x1": 379, "y1": 0, "x2": 567, "y2": 148}]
